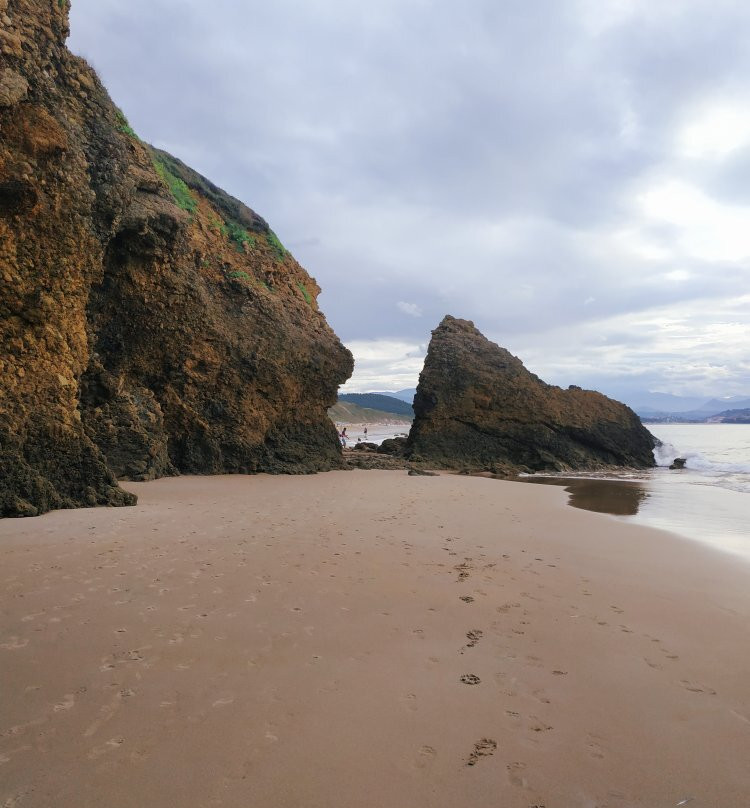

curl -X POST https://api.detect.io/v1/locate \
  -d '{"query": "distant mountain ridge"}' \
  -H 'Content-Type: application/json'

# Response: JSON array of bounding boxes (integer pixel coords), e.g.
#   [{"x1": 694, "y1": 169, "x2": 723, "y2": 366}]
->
[
  {"x1": 371, "y1": 389, "x2": 417, "y2": 403},
  {"x1": 616, "y1": 393, "x2": 750, "y2": 420},
  {"x1": 338, "y1": 393, "x2": 413, "y2": 417},
  {"x1": 706, "y1": 408, "x2": 750, "y2": 424},
  {"x1": 640, "y1": 399, "x2": 750, "y2": 422},
  {"x1": 329, "y1": 401, "x2": 412, "y2": 425}
]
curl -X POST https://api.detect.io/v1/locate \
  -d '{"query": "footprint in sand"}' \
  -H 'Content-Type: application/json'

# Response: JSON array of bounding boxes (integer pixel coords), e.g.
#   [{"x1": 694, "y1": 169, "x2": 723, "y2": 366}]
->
[
  {"x1": 53, "y1": 694, "x2": 75, "y2": 712},
  {"x1": 402, "y1": 693, "x2": 418, "y2": 712},
  {"x1": 466, "y1": 738, "x2": 497, "y2": 766},
  {"x1": 455, "y1": 563, "x2": 472, "y2": 582},
  {"x1": 87, "y1": 737, "x2": 124, "y2": 759},
  {"x1": 586, "y1": 734, "x2": 606, "y2": 759},
  {"x1": 506, "y1": 761, "x2": 528, "y2": 788},
  {"x1": 460, "y1": 596, "x2": 475, "y2": 603},
  {"x1": 680, "y1": 680, "x2": 717, "y2": 695},
  {"x1": 465, "y1": 630, "x2": 483, "y2": 648},
  {"x1": 528, "y1": 717, "x2": 553, "y2": 733},
  {"x1": 460, "y1": 674, "x2": 481, "y2": 685},
  {"x1": 0, "y1": 637, "x2": 29, "y2": 650},
  {"x1": 414, "y1": 745, "x2": 436, "y2": 769}
]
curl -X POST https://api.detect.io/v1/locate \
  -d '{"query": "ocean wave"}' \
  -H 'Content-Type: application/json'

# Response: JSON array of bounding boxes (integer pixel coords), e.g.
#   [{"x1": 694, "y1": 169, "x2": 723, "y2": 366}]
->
[{"x1": 653, "y1": 442, "x2": 750, "y2": 475}]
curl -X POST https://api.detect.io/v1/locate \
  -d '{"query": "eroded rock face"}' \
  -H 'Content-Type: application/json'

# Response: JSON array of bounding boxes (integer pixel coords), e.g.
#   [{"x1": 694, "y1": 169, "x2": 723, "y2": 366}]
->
[
  {"x1": 406, "y1": 316, "x2": 655, "y2": 473},
  {"x1": 0, "y1": 0, "x2": 353, "y2": 517}
]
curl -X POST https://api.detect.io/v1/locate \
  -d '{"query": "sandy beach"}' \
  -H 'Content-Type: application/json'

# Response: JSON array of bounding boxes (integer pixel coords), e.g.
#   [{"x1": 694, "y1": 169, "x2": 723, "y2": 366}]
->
[{"x1": 1, "y1": 472, "x2": 748, "y2": 808}]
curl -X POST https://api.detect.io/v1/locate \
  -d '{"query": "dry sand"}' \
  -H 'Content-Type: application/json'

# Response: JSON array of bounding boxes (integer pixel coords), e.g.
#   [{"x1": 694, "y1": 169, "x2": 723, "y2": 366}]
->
[{"x1": 1, "y1": 471, "x2": 748, "y2": 808}]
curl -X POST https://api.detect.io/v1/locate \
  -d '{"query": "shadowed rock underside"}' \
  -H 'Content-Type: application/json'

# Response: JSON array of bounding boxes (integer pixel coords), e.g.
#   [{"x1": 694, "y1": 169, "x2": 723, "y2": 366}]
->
[
  {"x1": 0, "y1": 0, "x2": 353, "y2": 517},
  {"x1": 406, "y1": 316, "x2": 656, "y2": 473}
]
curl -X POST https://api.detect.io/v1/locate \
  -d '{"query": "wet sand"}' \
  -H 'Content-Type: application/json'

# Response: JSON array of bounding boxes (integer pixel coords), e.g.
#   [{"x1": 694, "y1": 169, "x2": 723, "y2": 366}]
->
[
  {"x1": 522, "y1": 474, "x2": 750, "y2": 563},
  {"x1": 1, "y1": 472, "x2": 748, "y2": 807}
]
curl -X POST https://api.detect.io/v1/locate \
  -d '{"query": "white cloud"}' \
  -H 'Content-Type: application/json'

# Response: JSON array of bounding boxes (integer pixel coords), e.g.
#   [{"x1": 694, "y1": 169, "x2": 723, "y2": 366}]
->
[
  {"x1": 339, "y1": 340, "x2": 425, "y2": 392},
  {"x1": 637, "y1": 179, "x2": 750, "y2": 261},
  {"x1": 68, "y1": 0, "x2": 750, "y2": 399},
  {"x1": 396, "y1": 301, "x2": 423, "y2": 318},
  {"x1": 678, "y1": 101, "x2": 750, "y2": 160}
]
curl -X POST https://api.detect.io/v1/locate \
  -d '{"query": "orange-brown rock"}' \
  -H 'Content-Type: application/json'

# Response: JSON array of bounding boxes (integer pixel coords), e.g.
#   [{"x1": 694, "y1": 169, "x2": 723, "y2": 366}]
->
[
  {"x1": 406, "y1": 316, "x2": 656, "y2": 473},
  {"x1": 0, "y1": 0, "x2": 353, "y2": 517}
]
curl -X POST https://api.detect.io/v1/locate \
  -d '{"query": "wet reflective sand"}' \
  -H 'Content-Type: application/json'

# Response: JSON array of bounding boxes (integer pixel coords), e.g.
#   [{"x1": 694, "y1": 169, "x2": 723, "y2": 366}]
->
[
  {"x1": 519, "y1": 477, "x2": 649, "y2": 516},
  {"x1": 519, "y1": 472, "x2": 750, "y2": 562}
]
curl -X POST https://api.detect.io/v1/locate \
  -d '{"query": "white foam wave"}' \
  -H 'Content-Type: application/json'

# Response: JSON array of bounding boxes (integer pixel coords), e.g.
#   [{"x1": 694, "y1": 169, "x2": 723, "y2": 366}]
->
[{"x1": 653, "y1": 442, "x2": 750, "y2": 475}]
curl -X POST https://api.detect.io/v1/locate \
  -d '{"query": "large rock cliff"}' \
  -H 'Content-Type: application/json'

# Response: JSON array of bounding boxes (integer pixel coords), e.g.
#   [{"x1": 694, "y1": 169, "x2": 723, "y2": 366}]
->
[
  {"x1": 406, "y1": 317, "x2": 655, "y2": 473},
  {"x1": 0, "y1": 0, "x2": 353, "y2": 517}
]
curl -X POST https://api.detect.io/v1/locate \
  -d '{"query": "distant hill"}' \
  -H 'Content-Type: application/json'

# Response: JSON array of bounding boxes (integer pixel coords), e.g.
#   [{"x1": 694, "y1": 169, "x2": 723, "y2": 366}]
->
[
  {"x1": 634, "y1": 396, "x2": 750, "y2": 422},
  {"x1": 329, "y1": 401, "x2": 412, "y2": 425},
  {"x1": 699, "y1": 397, "x2": 750, "y2": 413},
  {"x1": 708, "y1": 408, "x2": 750, "y2": 424},
  {"x1": 371, "y1": 389, "x2": 417, "y2": 403},
  {"x1": 338, "y1": 393, "x2": 414, "y2": 417},
  {"x1": 604, "y1": 390, "x2": 750, "y2": 419}
]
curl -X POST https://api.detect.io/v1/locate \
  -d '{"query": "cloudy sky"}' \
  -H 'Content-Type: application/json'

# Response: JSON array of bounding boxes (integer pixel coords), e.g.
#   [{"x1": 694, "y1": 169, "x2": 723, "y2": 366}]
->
[{"x1": 69, "y1": 0, "x2": 750, "y2": 403}]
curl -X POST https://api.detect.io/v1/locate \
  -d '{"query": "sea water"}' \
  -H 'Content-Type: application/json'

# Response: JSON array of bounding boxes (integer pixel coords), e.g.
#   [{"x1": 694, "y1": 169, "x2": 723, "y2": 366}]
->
[
  {"x1": 650, "y1": 424, "x2": 750, "y2": 495},
  {"x1": 524, "y1": 424, "x2": 750, "y2": 563}
]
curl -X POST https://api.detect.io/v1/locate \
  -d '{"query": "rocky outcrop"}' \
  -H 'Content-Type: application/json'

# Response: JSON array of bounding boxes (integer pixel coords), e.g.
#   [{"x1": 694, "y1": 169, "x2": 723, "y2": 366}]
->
[
  {"x1": 0, "y1": 0, "x2": 353, "y2": 517},
  {"x1": 406, "y1": 316, "x2": 656, "y2": 473},
  {"x1": 377, "y1": 437, "x2": 408, "y2": 456}
]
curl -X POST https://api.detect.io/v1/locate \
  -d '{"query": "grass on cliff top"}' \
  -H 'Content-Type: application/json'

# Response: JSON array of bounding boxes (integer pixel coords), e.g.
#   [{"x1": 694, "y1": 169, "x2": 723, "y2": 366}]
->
[
  {"x1": 115, "y1": 107, "x2": 139, "y2": 140},
  {"x1": 267, "y1": 229, "x2": 287, "y2": 260},
  {"x1": 147, "y1": 147, "x2": 292, "y2": 263},
  {"x1": 152, "y1": 153, "x2": 197, "y2": 213}
]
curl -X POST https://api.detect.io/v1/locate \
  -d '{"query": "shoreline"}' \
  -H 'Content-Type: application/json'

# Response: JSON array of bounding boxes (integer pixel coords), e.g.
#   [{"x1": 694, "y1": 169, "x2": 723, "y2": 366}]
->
[{"x1": 1, "y1": 472, "x2": 748, "y2": 807}]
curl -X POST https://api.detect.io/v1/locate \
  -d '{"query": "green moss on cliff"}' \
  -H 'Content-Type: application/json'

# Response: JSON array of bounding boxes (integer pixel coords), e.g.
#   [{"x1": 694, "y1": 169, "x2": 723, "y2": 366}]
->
[
  {"x1": 267, "y1": 230, "x2": 287, "y2": 259},
  {"x1": 226, "y1": 221, "x2": 255, "y2": 251},
  {"x1": 114, "y1": 107, "x2": 138, "y2": 140},
  {"x1": 152, "y1": 153, "x2": 197, "y2": 213},
  {"x1": 297, "y1": 282, "x2": 312, "y2": 305}
]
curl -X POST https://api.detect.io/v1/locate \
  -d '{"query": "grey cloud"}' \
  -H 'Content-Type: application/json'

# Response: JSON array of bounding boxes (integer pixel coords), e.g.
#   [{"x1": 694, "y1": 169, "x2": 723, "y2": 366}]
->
[{"x1": 69, "y1": 0, "x2": 750, "y2": 396}]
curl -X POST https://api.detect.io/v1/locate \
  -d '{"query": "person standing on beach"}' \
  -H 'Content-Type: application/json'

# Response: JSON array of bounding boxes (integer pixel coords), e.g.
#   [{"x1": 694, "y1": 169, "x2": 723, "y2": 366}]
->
[{"x1": 364, "y1": 426, "x2": 368, "y2": 439}]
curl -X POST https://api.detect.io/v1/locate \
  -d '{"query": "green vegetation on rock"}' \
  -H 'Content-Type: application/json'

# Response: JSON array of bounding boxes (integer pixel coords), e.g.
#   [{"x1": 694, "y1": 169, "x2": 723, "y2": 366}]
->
[
  {"x1": 152, "y1": 153, "x2": 197, "y2": 213},
  {"x1": 114, "y1": 107, "x2": 138, "y2": 140},
  {"x1": 267, "y1": 230, "x2": 287, "y2": 260},
  {"x1": 297, "y1": 282, "x2": 312, "y2": 305},
  {"x1": 226, "y1": 221, "x2": 255, "y2": 251},
  {"x1": 208, "y1": 216, "x2": 229, "y2": 237}
]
